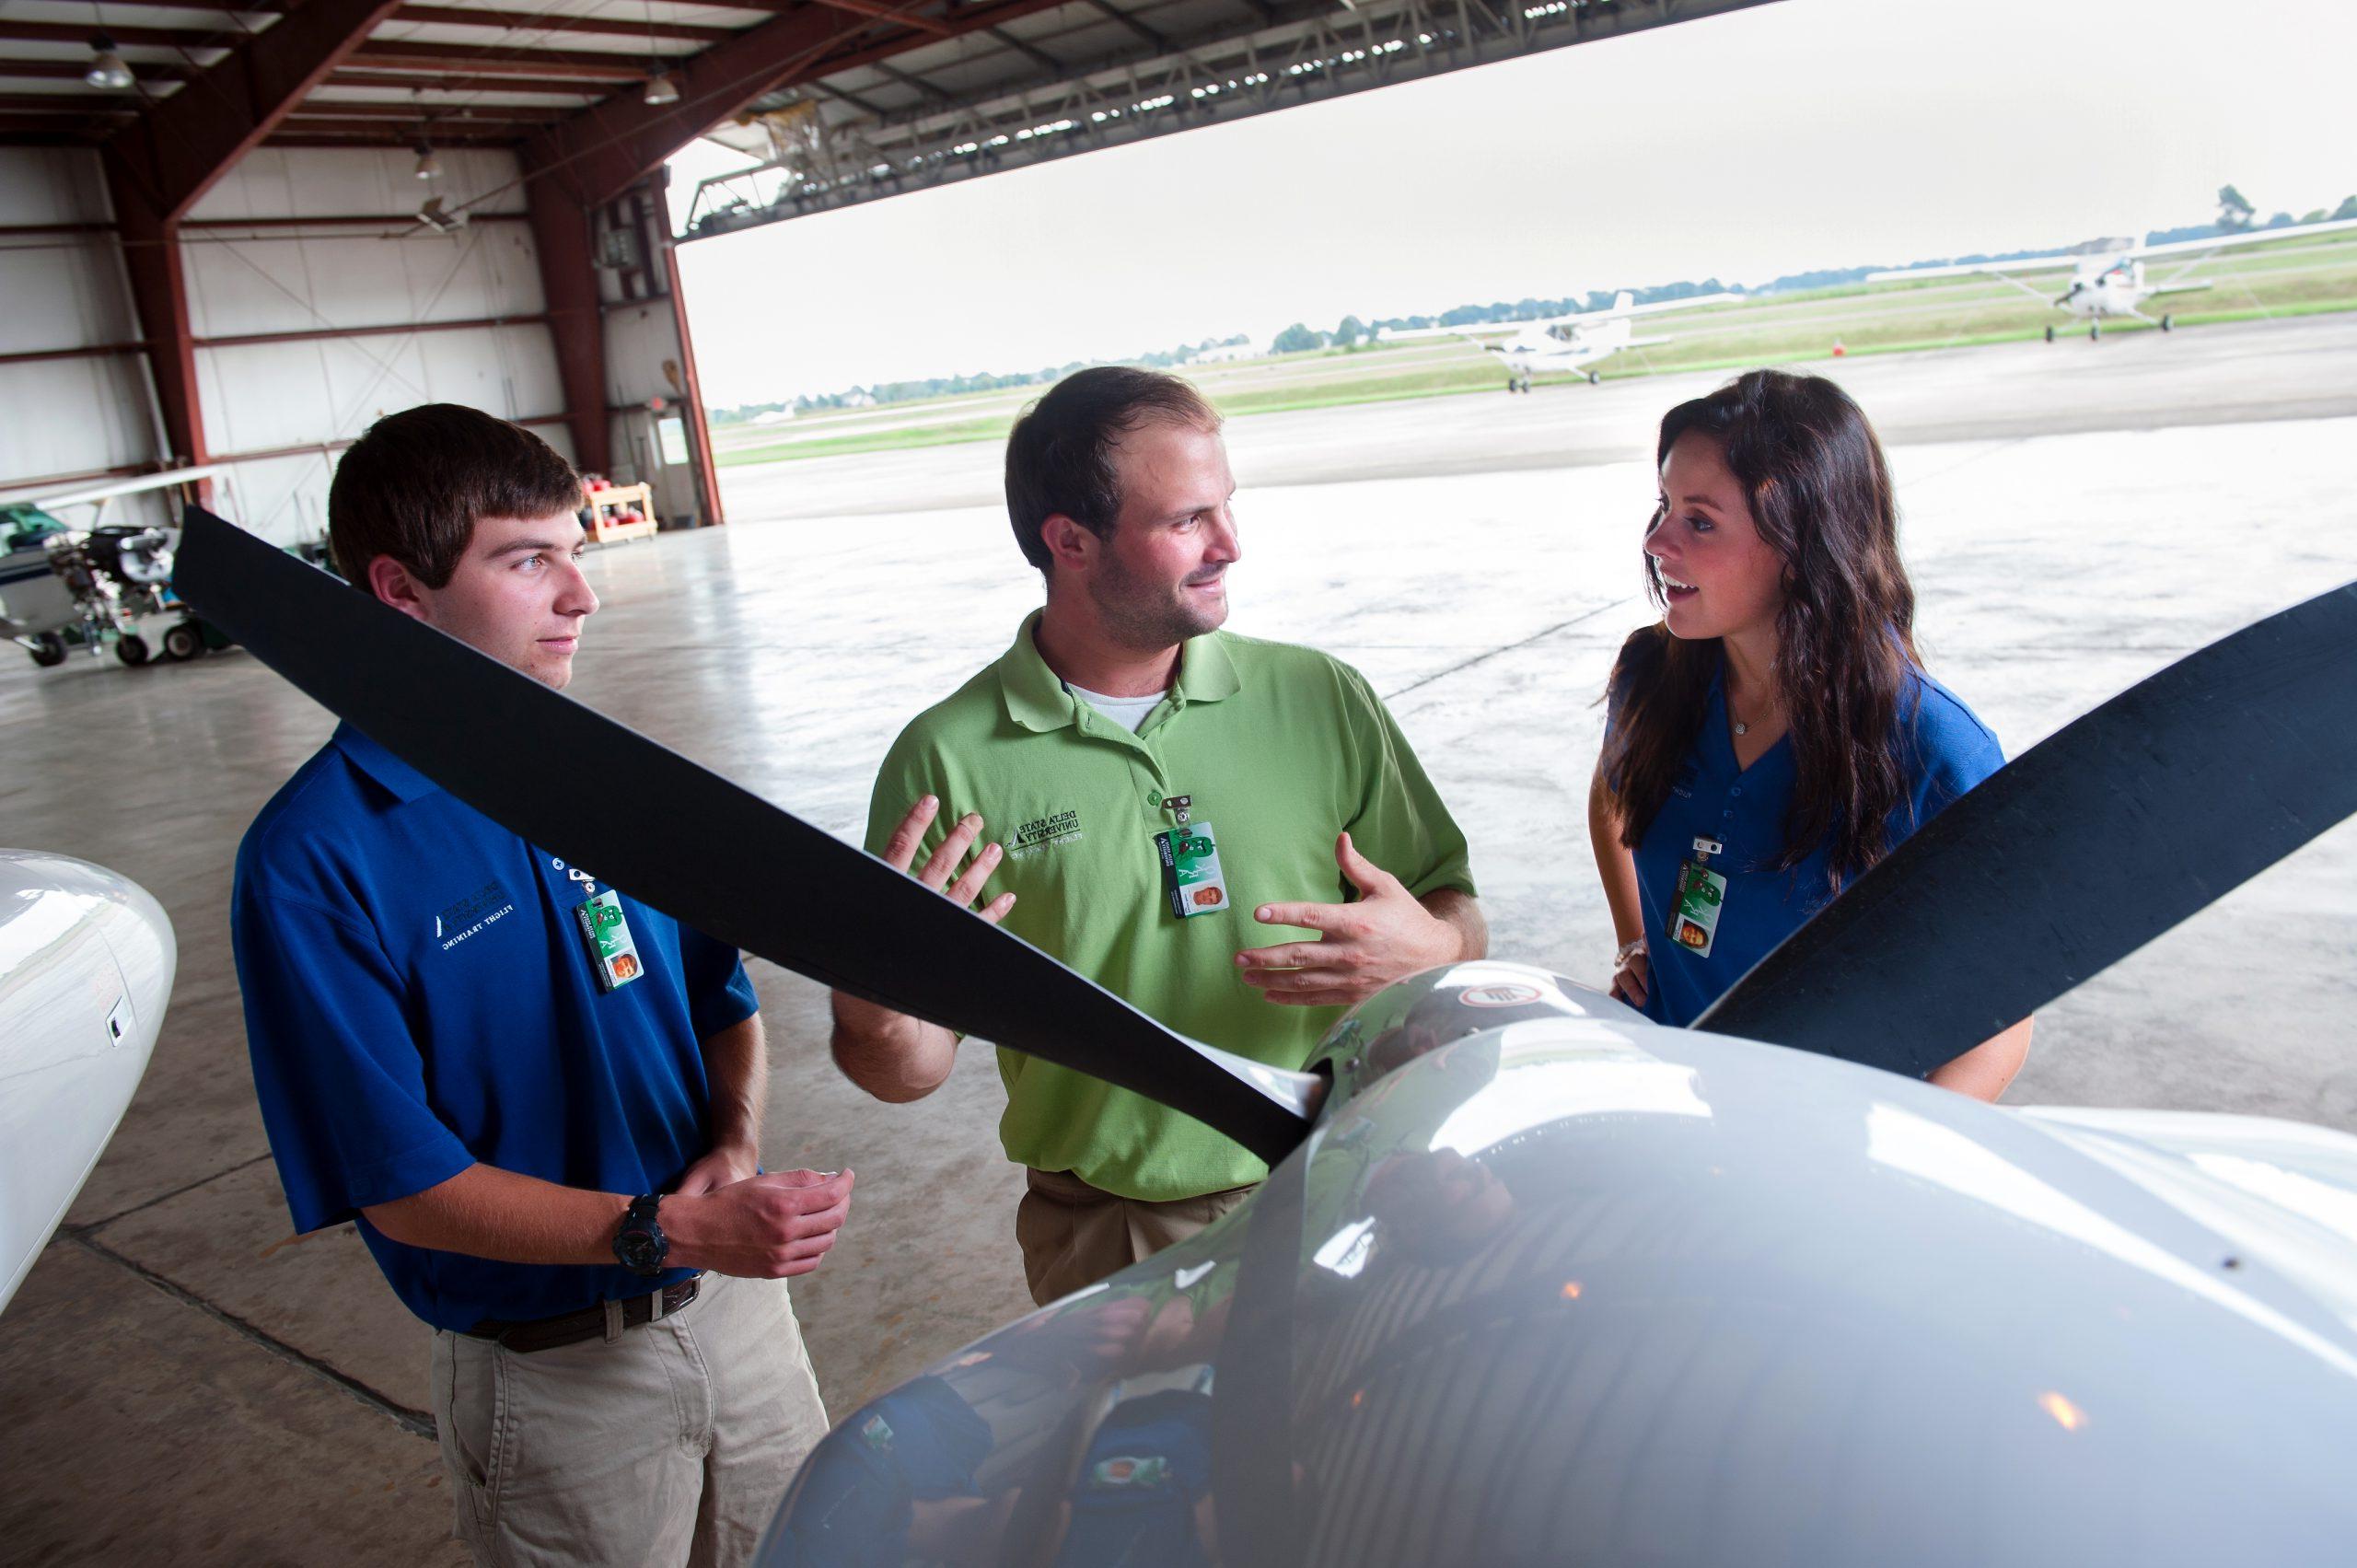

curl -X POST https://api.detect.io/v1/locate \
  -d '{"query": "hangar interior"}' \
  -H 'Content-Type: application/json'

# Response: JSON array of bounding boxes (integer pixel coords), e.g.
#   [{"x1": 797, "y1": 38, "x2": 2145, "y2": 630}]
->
[
  {"x1": 0, "y1": 0, "x2": 1759, "y2": 543},
  {"x1": 1, "y1": 1, "x2": 1818, "y2": 1561}
]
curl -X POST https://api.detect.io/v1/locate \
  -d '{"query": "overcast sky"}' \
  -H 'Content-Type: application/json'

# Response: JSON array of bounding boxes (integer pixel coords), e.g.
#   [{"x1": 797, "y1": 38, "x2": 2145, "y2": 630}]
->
[{"x1": 665, "y1": 0, "x2": 2357, "y2": 407}]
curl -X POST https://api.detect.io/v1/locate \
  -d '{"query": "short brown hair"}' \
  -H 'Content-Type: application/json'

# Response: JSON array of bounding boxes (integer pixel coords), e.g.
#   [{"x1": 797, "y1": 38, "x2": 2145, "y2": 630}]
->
[
  {"x1": 1004, "y1": 367, "x2": 1220, "y2": 573},
  {"x1": 328, "y1": 404, "x2": 583, "y2": 588}
]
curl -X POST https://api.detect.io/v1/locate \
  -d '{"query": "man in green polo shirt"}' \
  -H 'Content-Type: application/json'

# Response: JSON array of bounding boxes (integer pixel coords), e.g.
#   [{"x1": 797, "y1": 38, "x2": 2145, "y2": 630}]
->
[{"x1": 831, "y1": 366, "x2": 1485, "y2": 1305}]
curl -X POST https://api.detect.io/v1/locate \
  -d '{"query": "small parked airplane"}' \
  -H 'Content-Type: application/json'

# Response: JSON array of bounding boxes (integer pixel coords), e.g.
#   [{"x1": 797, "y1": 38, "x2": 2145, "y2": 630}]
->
[
  {"x1": 1867, "y1": 215, "x2": 2357, "y2": 340},
  {"x1": 1390, "y1": 291, "x2": 1744, "y2": 391}
]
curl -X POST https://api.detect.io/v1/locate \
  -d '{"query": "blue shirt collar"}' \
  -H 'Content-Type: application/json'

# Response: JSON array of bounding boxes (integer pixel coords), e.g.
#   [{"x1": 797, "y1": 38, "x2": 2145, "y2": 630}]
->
[{"x1": 331, "y1": 721, "x2": 442, "y2": 805}]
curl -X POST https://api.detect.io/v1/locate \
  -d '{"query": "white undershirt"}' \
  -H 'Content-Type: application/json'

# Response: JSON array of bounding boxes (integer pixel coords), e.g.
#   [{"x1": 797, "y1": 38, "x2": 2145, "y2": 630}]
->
[{"x1": 1065, "y1": 680, "x2": 1167, "y2": 734}]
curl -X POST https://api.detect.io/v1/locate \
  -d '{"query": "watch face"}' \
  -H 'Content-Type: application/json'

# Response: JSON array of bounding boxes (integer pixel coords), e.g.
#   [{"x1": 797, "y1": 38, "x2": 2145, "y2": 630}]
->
[{"x1": 616, "y1": 1227, "x2": 663, "y2": 1272}]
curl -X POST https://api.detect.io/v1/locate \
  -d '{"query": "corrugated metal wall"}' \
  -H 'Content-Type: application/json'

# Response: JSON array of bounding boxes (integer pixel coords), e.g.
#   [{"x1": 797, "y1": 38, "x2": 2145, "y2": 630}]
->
[
  {"x1": 0, "y1": 148, "x2": 167, "y2": 528},
  {"x1": 2, "y1": 144, "x2": 714, "y2": 548},
  {"x1": 187, "y1": 147, "x2": 563, "y2": 548}
]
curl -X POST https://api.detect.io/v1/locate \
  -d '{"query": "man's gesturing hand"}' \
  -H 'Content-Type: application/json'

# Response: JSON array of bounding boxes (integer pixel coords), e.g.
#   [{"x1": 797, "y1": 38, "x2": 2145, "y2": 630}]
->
[
  {"x1": 878, "y1": 794, "x2": 1016, "y2": 922},
  {"x1": 666, "y1": 1167, "x2": 854, "y2": 1279},
  {"x1": 1235, "y1": 832, "x2": 1463, "y2": 1008}
]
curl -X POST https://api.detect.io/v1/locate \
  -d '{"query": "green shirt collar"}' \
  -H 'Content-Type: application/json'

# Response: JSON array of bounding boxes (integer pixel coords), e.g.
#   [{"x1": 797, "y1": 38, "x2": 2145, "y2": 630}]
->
[{"x1": 996, "y1": 610, "x2": 1242, "y2": 734}]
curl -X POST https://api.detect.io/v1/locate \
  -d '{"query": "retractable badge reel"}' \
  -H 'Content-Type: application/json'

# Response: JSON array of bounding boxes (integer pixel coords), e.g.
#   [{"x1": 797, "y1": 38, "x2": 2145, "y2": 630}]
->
[
  {"x1": 1153, "y1": 795, "x2": 1232, "y2": 918},
  {"x1": 1671, "y1": 836, "x2": 1728, "y2": 957}
]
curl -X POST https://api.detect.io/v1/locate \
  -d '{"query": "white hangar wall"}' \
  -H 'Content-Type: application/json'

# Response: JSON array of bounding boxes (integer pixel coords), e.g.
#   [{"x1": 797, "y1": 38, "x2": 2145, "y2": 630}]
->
[
  {"x1": 184, "y1": 147, "x2": 566, "y2": 549},
  {"x1": 0, "y1": 147, "x2": 169, "y2": 528}
]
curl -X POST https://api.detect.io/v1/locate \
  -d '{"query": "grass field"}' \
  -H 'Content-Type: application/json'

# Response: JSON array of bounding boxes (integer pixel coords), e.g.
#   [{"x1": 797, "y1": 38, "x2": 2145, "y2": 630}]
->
[{"x1": 712, "y1": 229, "x2": 2357, "y2": 467}]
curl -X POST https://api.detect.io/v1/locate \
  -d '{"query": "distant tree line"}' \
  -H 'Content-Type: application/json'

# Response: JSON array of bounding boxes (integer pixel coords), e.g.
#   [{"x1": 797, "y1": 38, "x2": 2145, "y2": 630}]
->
[
  {"x1": 710, "y1": 334, "x2": 1250, "y2": 424},
  {"x1": 715, "y1": 186, "x2": 2357, "y2": 419}
]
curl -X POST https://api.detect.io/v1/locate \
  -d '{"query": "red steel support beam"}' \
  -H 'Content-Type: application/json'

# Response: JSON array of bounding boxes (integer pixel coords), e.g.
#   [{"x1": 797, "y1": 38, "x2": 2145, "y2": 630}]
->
[
  {"x1": 394, "y1": 5, "x2": 737, "y2": 44},
  {"x1": 348, "y1": 42, "x2": 649, "y2": 79},
  {"x1": 0, "y1": 342, "x2": 147, "y2": 367},
  {"x1": 528, "y1": 180, "x2": 610, "y2": 476},
  {"x1": 105, "y1": 162, "x2": 207, "y2": 475},
  {"x1": 102, "y1": 0, "x2": 405, "y2": 223},
  {"x1": 195, "y1": 312, "x2": 552, "y2": 350}
]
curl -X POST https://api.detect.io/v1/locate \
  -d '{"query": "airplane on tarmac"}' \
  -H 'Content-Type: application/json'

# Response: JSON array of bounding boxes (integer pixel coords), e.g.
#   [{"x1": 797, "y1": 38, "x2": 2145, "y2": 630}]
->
[
  {"x1": 1868, "y1": 215, "x2": 2357, "y2": 341},
  {"x1": 1390, "y1": 290, "x2": 1744, "y2": 391},
  {"x1": 162, "y1": 505, "x2": 2357, "y2": 1566}
]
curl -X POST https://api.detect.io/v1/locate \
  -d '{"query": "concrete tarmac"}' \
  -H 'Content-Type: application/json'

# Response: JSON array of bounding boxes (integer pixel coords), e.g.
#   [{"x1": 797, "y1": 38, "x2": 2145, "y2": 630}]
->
[{"x1": 3, "y1": 317, "x2": 2354, "y2": 1562}]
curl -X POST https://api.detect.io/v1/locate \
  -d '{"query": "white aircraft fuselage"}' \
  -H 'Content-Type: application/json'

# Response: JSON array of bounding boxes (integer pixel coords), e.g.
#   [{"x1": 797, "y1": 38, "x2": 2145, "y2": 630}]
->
[{"x1": 0, "y1": 851, "x2": 172, "y2": 1311}]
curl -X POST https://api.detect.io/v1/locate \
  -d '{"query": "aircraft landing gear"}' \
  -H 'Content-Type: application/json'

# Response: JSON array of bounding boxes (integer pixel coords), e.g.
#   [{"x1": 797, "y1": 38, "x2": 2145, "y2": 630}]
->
[
  {"x1": 2044, "y1": 325, "x2": 2056, "y2": 343},
  {"x1": 26, "y1": 633, "x2": 67, "y2": 668},
  {"x1": 1586, "y1": 370, "x2": 1601, "y2": 385},
  {"x1": 1506, "y1": 376, "x2": 1531, "y2": 394},
  {"x1": 2089, "y1": 321, "x2": 2101, "y2": 341},
  {"x1": 2160, "y1": 313, "x2": 2174, "y2": 332}
]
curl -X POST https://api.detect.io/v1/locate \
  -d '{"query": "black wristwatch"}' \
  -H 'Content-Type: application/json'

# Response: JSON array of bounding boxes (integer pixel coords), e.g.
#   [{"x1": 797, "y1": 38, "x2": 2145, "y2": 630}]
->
[{"x1": 612, "y1": 1193, "x2": 668, "y2": 1277}]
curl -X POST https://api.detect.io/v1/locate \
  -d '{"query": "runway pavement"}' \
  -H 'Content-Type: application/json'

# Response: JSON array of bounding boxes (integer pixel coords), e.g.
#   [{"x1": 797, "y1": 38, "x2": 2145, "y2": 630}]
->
[{"x1": 722, "y1": 311, "x2": 2357, "y2": 518}]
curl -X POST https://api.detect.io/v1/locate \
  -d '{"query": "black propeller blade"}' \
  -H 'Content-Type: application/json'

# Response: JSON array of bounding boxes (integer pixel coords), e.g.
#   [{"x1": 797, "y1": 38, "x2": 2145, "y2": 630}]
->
[
  {"x1": 1698, "y1": 581, "x2": 2357, "y2": 1076},
  {"x1": 172, "y1": 505, "x2": 1315, "y2": 1165}
]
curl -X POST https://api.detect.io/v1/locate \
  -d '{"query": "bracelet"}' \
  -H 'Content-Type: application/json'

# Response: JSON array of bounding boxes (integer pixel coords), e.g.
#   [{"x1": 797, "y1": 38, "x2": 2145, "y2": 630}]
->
[{"x1": 1614, "y1": 936, "x2": 1647, "y2": 966}]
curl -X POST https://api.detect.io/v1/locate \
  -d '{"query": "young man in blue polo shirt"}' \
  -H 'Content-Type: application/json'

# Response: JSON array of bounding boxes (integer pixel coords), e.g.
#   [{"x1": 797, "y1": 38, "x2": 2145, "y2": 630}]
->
[{"x1": 232, "y1": 404, "x2": 853, "y2": 1568}]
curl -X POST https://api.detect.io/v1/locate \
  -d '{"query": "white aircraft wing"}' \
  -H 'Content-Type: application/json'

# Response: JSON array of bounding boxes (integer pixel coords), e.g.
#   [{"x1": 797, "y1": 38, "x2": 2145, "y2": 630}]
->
[
  {"x1": 1620, "y1": 334, "x2": 1674, "y2": 350},
  {"x1": 1376, "y1": 322, "x2": 1524, "y2": 343},
  {"x1": 1609, "y1": 291, "x2": 1745, "y2": 318},
  {"x1": 1867, "y1": 253, "x2": 2084, "y2": 284},
  {"x1": 2131, "y1": 216, "x2": 2357, "y2": 261}
]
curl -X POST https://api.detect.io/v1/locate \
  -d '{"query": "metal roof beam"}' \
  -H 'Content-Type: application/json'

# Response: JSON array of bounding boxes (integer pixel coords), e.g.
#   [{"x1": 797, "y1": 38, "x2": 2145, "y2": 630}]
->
[
  {"x1": 348, "y1": 41, "x2": 652, "y2": 78},
  {"x1": 517, "y1": 0, "x2": 1067, "y2": 207},
  {"x1": 104, "y1": 0, "x2": 405, "y2": 222},
  {"x1": 0, "y1": 59, "x2": 198, "y2": 83},
  {"x1": 985, "y1": 23, "x2": 1062, "y2": 71},
  {"x1": 0, "y1": 20, "x2": 238, "y2": 49},
  {"x1": 802, "y1": 0, "x2": 954, "y2": 36},
  {"x1": 324, "y1": 69, "x2": 600, "y2": 95},
  {"x1": 807, "y1": 78, "x2": 889, "y2": 115},
  {"x1": 390, "y1": 6, "x2": 738, "y2": 45},
  {"x1": 1083, "y1": 0, "x2": 1169, "y2": 53},
  {"x1": 869, "y1": 59, "x2": 957, "y2": 103}
]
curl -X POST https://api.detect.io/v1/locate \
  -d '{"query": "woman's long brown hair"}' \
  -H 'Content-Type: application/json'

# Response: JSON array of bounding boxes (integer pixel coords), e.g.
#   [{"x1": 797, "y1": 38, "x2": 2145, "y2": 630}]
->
[{"x1": 1600, "y1": 370, "x2": 1922, "y2": 895}]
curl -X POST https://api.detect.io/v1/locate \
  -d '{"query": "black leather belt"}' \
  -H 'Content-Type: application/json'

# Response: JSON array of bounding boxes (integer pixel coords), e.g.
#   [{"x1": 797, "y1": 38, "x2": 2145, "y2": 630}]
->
[{"x1": 466, "y1": 1274, "x2": 701, "y2": 1353}]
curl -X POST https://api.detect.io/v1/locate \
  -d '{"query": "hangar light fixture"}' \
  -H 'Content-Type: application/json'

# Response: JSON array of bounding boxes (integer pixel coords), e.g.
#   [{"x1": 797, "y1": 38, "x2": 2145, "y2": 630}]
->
[
  {"x1": 643, "y1": 68, "x2": 679, "y2": 106},
  {"x1": 85, "y1": 34, "x2": 134, "y2": 90},
  {"x1": 412, "y1": 142, "x2": 441, "y2": 180}
]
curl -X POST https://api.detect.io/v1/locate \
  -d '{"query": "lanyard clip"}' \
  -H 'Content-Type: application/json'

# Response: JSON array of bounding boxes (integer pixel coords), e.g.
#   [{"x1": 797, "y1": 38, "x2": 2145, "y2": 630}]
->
[
  {"x1": 1163, "y1": 794, "x2": 1192, "y2": 828},
  {"x1": 1691, "y1": 835, "x2": 1723, "y2": 865}
]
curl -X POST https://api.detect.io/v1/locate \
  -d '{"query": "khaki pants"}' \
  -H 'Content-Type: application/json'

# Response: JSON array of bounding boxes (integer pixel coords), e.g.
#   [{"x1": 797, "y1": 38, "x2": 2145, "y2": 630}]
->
[
  {"x1": 429, "y1": 1273, "x2": 828, "y2": 1568},
  {"x1": 1016, "y1": 1167, "x2": 1255, "y2": 1306}
]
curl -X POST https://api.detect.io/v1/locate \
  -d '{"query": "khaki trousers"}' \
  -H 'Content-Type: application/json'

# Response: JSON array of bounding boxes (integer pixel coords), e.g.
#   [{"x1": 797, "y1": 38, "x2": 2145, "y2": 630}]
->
[
  {"x1": 428, "y1": 1273, "x2": 828, "y2": 1568},
  {"x1": 1016, "y1": 1167, "x2": 1256, "y2": 1306}
]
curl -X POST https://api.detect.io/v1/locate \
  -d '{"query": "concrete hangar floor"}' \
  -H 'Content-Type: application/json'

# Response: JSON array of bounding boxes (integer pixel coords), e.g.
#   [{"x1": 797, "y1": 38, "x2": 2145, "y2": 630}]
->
[{"x1": 5, "y1": 313, "x2": 2355, "y2": 1562}]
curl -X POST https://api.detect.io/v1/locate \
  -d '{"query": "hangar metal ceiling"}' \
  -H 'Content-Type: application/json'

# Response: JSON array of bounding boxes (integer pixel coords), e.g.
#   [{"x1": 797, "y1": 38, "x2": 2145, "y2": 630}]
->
[{"x1": 1, "y1": 0, "x2": 1772, "y2": 227}]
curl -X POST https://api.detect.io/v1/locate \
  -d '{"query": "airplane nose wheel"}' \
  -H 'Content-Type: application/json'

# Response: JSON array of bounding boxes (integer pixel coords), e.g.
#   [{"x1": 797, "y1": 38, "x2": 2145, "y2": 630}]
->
[
  {"x1": 2089, "y1": 322, "x2": 2101, "y2": 341},
  {"x1": 2160, "y1": 313, "x2": 2174, "y2": 332},
  {"x1": 2044, "y1": 325, "x2": 2056, "y2": 343}
]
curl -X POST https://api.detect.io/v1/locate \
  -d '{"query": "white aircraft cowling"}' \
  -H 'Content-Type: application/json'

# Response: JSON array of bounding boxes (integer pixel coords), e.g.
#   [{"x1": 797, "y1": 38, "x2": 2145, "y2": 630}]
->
[{"x1": 0, "y1": 849, "x2": 173, "y2": 1311}]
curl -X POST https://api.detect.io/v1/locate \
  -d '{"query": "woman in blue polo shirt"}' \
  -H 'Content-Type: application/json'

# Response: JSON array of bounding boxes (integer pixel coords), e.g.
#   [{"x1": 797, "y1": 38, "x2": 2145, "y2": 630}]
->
[{"x1": 1587, "y1": 369, "x2": 2029, "y2": 1098}]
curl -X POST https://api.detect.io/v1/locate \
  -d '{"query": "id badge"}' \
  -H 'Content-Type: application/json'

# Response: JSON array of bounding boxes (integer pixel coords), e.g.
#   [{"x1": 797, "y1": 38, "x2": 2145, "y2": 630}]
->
[
  {"x1": 1670, "y1": 859, "x2": 1728, "y2": 957},
  {"x1": 575, "y1": 889, "x2": 644, "y2": 991},
  {"x1": 1155, "y1": 821, "x2": 1232, "y2": 919}
]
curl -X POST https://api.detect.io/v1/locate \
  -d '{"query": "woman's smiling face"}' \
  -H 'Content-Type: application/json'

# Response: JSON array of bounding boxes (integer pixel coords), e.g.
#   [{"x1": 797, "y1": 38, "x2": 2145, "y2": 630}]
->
[{"x1": 1645, "y1": 429, "x2": 1786, "y2": 645}]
